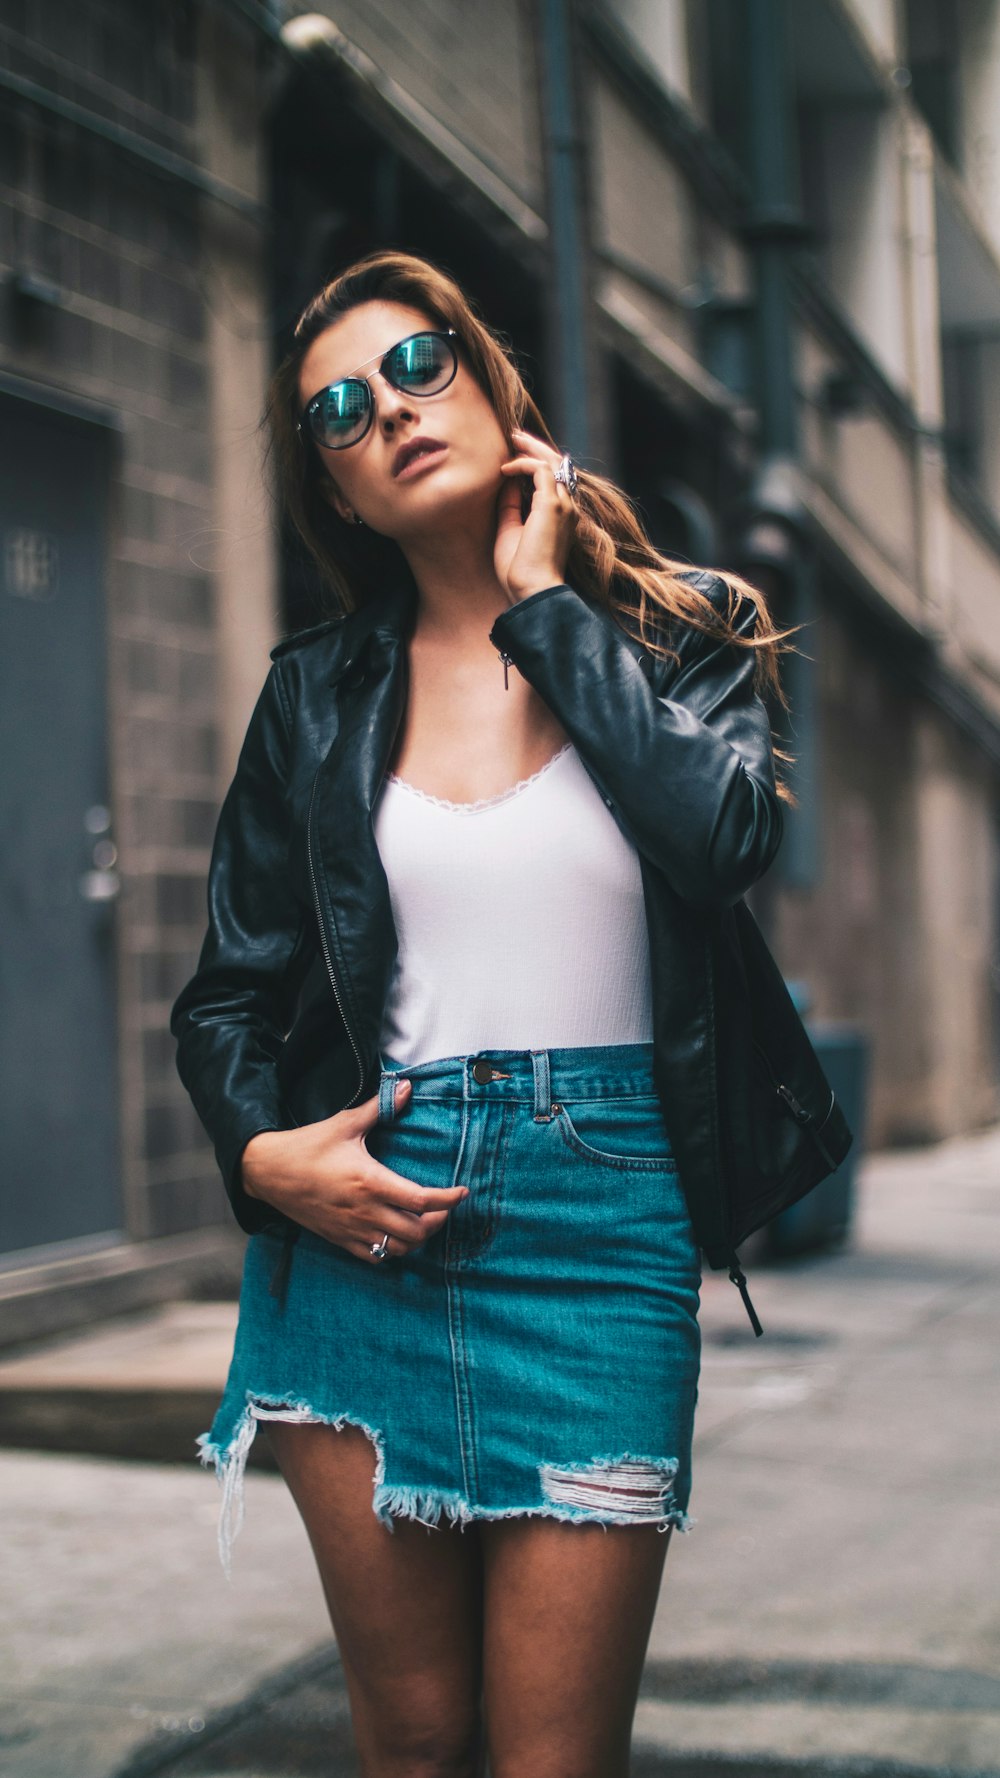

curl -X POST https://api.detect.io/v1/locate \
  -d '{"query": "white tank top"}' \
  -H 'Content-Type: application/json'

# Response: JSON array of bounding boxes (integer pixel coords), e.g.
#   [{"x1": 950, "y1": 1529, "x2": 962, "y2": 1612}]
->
[{"x1": 371, "y1": 740, "x2": 653, "y2": 1066}]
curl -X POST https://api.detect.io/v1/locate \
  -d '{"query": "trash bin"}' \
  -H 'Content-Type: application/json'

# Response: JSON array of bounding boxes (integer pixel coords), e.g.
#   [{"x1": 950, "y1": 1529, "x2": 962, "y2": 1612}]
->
[{"x1": 765, "y1": 980, "x2": 870, "y2": 1258}]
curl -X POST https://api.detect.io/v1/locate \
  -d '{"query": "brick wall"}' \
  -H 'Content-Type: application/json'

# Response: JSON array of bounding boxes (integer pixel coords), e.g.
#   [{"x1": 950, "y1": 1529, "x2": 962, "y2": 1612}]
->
[{"x1": 0, "y1": 1, "x2": 270, "y2": 1238}]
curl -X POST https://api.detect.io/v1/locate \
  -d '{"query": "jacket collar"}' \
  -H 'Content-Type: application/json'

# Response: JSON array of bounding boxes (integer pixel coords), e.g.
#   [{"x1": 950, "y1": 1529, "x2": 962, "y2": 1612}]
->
[{"x1": 333, "y1": 573, "x2": 419, "y2": 684}]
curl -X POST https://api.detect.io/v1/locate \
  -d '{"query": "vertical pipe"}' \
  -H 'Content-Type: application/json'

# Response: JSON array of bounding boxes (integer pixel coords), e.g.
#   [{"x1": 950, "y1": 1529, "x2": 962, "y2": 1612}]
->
[
  {"x1": 744, "y1": 0, "x2": 820, "y2": 892},
  {"x1": 746, "y1": 0, "x2": 800, "y2": 458},
  {"x1": 538, "y1": 0, "x2": 592, "y2": 459}
]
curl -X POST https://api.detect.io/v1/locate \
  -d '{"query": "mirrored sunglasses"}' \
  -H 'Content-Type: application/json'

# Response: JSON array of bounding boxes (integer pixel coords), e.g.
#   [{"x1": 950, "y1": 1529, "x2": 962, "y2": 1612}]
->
[{"x1": 298, "y1": 329, "x2": 459, "y2": 450}]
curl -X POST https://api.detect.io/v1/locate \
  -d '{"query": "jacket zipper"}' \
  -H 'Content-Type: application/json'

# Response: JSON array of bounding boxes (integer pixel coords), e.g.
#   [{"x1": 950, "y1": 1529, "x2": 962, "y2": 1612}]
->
[
  {"x1": 723, "y1": 1044, "x2": 840, "y2": 1339},
  {"x1": 704, "y1": 934, "x2": 764, "y2": 1337},
  {"x1": 728, "y1": 1259, "x2": 763, "y2": 1337},
  {"x1": 271, "y1": 756, "x2": 371, "y2": 1311},
  {"x1": 752, "y1": 1038, "x2": 838, "y2": 1169},
  {"x1": 306, "y1": 772, "x2": 366, "y2": 1111}
]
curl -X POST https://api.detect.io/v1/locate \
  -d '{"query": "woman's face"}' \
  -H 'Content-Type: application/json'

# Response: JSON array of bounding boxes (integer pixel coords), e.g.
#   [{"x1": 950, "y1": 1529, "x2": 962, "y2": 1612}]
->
[{"x1": 297, "y1": 300, "x2": 511, "y2": 542}]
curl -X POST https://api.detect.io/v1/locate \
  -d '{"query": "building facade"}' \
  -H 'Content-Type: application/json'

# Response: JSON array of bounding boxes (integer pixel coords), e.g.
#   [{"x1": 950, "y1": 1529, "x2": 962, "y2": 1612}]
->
[{"x1": 1, "y1": 0, "x2": 998, "y2": 1305}]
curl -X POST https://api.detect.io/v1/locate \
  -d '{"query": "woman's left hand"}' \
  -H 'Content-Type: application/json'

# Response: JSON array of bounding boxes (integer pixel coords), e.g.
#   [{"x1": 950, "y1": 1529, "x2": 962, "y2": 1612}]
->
[{"x1": 494, "y1": 428, "x2": 580, "y2": 604}]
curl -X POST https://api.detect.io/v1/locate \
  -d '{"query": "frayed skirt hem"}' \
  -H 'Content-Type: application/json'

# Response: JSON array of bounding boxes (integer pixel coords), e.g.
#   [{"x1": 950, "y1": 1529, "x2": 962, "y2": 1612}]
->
[{"x1": 197, "y1": 1395, "x2": 696, "y2": 1581}]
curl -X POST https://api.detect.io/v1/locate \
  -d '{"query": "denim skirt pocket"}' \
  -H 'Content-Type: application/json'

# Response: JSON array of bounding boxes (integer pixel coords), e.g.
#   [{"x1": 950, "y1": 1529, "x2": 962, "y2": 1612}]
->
[{"x1": 552, "y1": 1091, "x2": 678, "y2": 1170}]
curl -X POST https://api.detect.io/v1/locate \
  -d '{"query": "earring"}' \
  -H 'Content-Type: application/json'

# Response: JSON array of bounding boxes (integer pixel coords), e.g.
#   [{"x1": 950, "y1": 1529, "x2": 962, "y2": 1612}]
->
[{"x1": 352, "y1": 513, "x2": 364, "y2": 526}]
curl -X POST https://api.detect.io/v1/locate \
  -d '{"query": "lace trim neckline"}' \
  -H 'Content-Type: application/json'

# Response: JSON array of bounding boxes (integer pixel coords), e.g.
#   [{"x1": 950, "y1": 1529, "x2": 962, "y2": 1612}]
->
[{"x1": 384, "y1": 741, "x2": 574, "y2": 813}]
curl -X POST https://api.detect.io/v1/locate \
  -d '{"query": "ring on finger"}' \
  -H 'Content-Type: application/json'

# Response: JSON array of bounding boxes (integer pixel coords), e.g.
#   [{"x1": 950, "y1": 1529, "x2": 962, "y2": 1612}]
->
[
  {"x1": 552, "y1": 452, "x2": 578, "y2": 496},
  {"x1": 369, "y1": 1232, "x2": 391, "y2": 1262}
]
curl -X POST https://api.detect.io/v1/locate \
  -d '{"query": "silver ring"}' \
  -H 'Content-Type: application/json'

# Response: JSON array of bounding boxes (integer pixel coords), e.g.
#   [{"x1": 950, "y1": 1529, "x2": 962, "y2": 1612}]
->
[
  {"x1": 553, "y1": 453, "x2": 578, "y2": 496},
  {"x1": 369, "y1": 1233, "x2": 390, "y2": 1261}
]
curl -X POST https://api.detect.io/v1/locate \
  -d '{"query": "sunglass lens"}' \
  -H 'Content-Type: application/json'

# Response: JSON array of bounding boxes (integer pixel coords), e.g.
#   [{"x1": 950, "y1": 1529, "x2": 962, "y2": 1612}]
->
[
  {"x1": 386, "y1": 332, "x2": 456, "y2": 392},
  {"x1": 304, "y1": 335, "x2": 455, "y2": 447},
  {"x1": 309, "y1": 379, "x2": 370, "y2": 447}
]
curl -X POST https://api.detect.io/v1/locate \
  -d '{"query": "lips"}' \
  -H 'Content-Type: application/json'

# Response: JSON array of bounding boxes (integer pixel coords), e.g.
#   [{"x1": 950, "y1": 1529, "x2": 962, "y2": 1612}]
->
[{"x1": 392, "y1": 437, "x2": 448, "y2": 478}]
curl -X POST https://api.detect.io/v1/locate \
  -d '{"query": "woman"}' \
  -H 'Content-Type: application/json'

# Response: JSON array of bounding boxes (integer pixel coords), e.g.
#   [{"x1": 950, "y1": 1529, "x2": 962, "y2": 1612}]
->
[{"x1": 171, "y1": 249, "x2": 796, "y2": 1777}]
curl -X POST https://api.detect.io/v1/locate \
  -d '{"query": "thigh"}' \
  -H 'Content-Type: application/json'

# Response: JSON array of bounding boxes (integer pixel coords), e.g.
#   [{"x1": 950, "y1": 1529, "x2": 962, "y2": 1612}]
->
[
  {"x1": 265, "y1": 1420, "x2": 485, "y2": 1771},
  {"x1": 480, "y1": 1516, "x2": 671, "y2": 1778}
]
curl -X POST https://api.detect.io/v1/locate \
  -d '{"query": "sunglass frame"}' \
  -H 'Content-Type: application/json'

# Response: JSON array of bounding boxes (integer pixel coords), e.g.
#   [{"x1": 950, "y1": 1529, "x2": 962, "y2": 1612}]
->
[{"x1": 297, "y1": 329, "x2": 460, "y2": 450}]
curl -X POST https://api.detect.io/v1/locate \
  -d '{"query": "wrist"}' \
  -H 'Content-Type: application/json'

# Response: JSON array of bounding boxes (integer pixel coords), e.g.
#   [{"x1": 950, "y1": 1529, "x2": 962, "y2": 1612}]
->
[
  {"x1": 506, "y1": 574, "x2": 568, "y2": 604},
  {"x1": 240, "y1": 1129, "x2": 285, "y2": 1201}
]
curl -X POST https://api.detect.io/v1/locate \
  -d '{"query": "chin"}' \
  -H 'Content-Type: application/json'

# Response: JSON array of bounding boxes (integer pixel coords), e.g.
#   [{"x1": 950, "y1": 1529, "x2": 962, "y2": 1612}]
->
[{"x1": 394, "y1": 471, "x2": 495, "y2": 529}]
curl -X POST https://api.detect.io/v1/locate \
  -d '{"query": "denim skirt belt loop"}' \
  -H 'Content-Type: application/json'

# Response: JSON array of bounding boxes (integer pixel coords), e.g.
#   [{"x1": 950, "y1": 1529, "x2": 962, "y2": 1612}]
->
[{"x1": 198, "y1": 1041, "x2": 703, "y2": 1576}]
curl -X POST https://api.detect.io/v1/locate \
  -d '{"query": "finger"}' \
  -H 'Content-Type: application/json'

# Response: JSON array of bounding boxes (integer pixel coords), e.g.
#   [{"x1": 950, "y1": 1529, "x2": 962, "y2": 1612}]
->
[
  {"x1": 364, "y1": 1156, "x2": 470, "y2": 1214},
  {"x1": 501, "y1": 453, "x2": 552, "y2": 472},
  {"x1": 342, "y1": 1239, "x2": 370, "y2": 1261},
  {"x1": 511, "y1": 427, "x2": 561, "y2": 463},
  {"x1": 511, "y1": 436, "x2": 575, "y2": 492},
  {"x1": 510, "y1": 432, "x2": 580, "y2": 499},
  {"x1": 394, "y1": 1202, "x2": 453, "y2": 1232},
  {"x1": 346, "y1": 1236, "x2": 401, "y2": 1266},
  {"x1": 500, "y1": 456, "x2": 563, "y2": 493},
  {"x1": 341, "y1": 1176, "x2": 462, "y2": 1259},
  {"x1": 363, "y1": 1200, "x2": 453, "y2": 1242},
  {"x1": 354, "y1": 1202, "x2": 452, "y2": 1263}
]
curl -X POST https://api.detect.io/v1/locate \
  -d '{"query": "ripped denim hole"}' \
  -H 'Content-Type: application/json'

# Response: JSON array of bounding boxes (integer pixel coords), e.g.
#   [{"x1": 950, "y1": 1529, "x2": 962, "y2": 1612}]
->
[{"x1": 538, "y1": 1454, "x2": 689, "y2": 1532}]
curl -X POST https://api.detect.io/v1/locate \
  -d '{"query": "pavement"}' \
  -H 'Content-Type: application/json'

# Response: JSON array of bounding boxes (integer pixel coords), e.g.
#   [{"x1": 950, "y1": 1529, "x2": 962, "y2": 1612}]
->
[{"x1": 2, "y1": 1121, "x2": 999, "y2": 1778}]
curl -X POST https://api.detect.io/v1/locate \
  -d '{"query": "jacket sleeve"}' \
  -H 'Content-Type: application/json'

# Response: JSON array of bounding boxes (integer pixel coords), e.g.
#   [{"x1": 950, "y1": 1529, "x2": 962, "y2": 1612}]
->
[
  {"x1": 170, "y1": 660, "x2": 313, "y2": 1234},
  {"x1": 488, "y1": 574, "x2": 784, "y2": 909}
]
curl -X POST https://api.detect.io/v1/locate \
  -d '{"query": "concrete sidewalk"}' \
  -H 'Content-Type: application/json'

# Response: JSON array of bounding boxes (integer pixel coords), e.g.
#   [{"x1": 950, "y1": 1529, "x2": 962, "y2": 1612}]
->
[
  {"x1": 2, "y1": 1122, "x2": 999, "y2": 1777},
  {"x1": 637, "y1": 1121, "x2": 1000, "y2": 1774}
]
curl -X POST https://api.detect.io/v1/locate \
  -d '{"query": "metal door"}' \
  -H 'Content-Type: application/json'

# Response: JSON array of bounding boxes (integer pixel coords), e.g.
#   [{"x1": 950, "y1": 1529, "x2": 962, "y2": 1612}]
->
[{"x1": 0, "y1": 394, "x2": 122, "y2": 1258}]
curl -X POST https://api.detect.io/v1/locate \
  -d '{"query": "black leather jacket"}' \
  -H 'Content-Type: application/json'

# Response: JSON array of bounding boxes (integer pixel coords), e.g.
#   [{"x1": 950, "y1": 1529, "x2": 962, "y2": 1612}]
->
[{"x1": 171, "y1": 568, "x2": 812, "y2": 1317}]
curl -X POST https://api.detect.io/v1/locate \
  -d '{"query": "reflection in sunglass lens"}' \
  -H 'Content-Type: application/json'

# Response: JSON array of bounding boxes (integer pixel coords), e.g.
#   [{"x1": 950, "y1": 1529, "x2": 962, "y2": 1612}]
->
[
  {"x1": 386, "y1": 332, "x2": 454, "y2": 389},
  {"x1": 309, "y1": 379, "x2": 370, "y2": 446}
]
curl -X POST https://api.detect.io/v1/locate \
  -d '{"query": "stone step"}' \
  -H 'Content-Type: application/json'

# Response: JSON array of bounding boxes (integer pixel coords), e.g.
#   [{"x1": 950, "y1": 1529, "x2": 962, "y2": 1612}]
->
[
  {"x1": 0, "y1": 1230, "x2": 245, "y2": 1350},
  {"x1": 0, "y1": 1300, "x2": 276, "y2": 1468}
]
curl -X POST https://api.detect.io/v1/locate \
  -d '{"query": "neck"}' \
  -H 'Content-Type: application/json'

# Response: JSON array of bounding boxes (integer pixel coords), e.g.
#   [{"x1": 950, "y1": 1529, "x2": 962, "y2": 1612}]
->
[{"x1": 398, "y1": 513, "x2": 511, "y2": 647}]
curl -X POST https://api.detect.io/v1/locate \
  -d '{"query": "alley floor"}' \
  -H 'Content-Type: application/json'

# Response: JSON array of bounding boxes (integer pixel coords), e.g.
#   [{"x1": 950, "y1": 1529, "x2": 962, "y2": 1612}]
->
[{"x1": 2, "y1": 1120, "x2": 999, "y2": 1778}]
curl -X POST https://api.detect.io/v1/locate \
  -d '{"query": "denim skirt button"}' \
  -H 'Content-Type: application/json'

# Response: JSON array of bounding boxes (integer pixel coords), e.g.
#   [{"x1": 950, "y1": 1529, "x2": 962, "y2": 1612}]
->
[{"x1": 472, "y1": 1059, "x2": 493, "y2": 1084}]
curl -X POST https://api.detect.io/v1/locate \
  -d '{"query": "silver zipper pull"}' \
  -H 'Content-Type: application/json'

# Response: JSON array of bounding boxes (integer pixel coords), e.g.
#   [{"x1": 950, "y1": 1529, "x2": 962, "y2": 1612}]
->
[{"x1": 776, "y1": 1082, "x2": 813, "y2": 1125}]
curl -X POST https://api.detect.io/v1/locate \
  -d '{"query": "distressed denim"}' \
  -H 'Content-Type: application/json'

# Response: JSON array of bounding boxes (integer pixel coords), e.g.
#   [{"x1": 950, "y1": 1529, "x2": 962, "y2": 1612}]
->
[{"x1": 198, "y1": 1042, "x2": 702, "y2": 1576}]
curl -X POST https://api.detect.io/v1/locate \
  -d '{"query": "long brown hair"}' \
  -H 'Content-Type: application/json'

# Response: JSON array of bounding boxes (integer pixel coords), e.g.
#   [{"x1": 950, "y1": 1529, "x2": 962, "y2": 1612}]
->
[{"x1": 265, "y1": 249, "x2": 801, "y2": 805}]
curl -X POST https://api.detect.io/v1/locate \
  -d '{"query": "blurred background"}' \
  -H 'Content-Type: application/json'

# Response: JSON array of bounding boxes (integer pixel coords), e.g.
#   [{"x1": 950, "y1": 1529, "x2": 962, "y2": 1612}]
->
[
  {"x1": 1, "y1": 5, "x2": 999, "y2": 1777},
  {"x1": 2, "y1": 0, "x2": 999, "y2": 1279}
]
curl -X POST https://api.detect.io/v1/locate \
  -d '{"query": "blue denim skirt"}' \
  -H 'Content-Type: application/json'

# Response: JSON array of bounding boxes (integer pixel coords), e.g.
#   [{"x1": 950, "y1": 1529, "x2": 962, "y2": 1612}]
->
[{"x1": 198, "y1": 1042, "x2": 702, "y2": 1574}]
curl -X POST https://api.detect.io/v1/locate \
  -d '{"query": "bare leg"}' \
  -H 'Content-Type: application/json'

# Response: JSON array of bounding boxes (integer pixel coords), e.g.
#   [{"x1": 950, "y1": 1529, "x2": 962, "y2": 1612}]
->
[
  {"x1": 265, "y1": 1420, "x2": 486, "y2": 1778},
  {"x1": 480, "y1": 1516, "x2": 671, "y2": 1778}
]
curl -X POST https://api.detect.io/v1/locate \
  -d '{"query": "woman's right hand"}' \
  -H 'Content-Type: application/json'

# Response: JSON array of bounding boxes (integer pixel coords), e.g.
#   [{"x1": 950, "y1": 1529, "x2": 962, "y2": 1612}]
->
[{"x1": 239, "y1": 1078, "x2": 469, "y2": 1264}]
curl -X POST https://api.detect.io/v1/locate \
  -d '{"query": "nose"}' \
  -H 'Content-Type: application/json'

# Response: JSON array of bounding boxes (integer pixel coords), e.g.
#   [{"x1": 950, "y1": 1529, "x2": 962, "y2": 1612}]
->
[{"x1": 369, "y1": 371, "x2": 416, "y2": 432}]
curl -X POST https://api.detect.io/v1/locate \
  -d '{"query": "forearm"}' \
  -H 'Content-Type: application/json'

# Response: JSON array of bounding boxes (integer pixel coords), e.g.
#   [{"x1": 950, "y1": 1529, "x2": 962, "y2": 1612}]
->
[
  {"x1": 172, "y1": 1015, "x2": 296, "y2": 1232},
  {"x1": 168, "y1": 658, "x2": 314, "y2": 1234}
]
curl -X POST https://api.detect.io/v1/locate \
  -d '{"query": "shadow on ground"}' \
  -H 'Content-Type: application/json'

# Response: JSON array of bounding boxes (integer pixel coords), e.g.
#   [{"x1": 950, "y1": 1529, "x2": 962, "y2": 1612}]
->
[{"x1": 110, "y1": 1647, "x2": 1000, "y2": 1778}]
